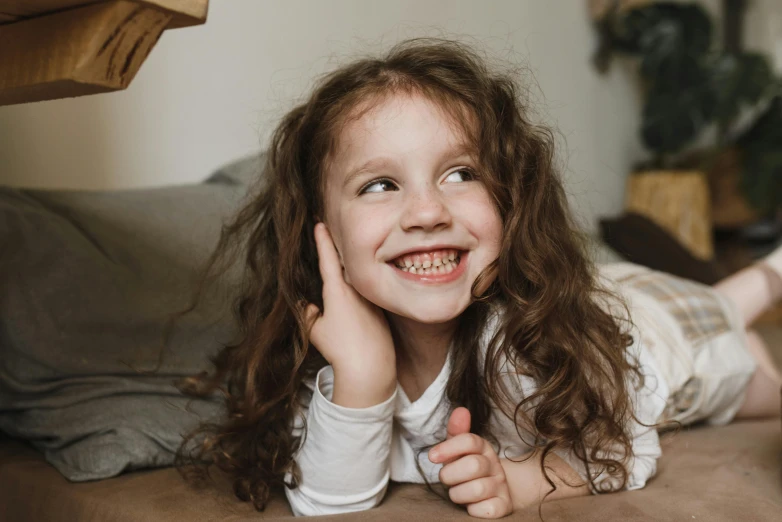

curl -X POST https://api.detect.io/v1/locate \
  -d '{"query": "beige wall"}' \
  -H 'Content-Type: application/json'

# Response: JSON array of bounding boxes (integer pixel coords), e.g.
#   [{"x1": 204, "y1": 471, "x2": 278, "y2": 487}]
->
[
  {"x1": 0, "y1": 0, "x2": 778, "y2": 232},
  {"x1": 745, "y1": 0, "x2": 782, "y2": 69}
]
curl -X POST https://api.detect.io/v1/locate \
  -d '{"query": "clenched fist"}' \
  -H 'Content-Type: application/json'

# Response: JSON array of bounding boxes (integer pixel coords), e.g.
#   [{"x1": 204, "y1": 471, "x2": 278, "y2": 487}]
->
[{"x1": 429, "y1": 407, "x2": 513, "y2": 519}]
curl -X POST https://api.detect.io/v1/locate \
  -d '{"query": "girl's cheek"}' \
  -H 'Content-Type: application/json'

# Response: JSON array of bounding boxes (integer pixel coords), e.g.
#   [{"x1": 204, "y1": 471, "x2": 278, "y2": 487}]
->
[
  {"x1": 351, "y1": 208, "x2": 394, "y2": 243},
  {"x1": 458, "y1": 193, "x2": 497, "y2": 223}
]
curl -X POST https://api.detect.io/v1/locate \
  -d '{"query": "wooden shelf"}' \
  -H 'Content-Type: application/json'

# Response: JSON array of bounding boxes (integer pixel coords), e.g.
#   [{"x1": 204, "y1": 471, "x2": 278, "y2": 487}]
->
[
  {"x1": 0, "y1": 0, "x2": 207, "y2": 28},
  {"x1": 0, "y1": 0, "x2": 208, "y2": 106}
]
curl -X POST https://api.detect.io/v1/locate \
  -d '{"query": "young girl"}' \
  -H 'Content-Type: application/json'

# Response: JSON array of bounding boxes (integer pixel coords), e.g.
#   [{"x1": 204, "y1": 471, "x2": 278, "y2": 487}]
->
[{"x1": 175, "y1": 38, "x2": 782, "y2": 518}]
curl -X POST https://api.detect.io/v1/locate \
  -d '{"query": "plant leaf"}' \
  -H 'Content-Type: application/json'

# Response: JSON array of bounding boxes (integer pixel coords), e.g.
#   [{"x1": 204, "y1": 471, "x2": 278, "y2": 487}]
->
[
  {"x1": 710, "y1": 52, "x2": 774, "y2": 130},
  {"x1": 616, "y1": 2, "x2": 712, "y2": 80},
  {"x1": 641, "y1": 85, "x2": 714, "y2": 154},
  {"x1": 737, "y1": 96, "x2": 782, "y2": 211}
]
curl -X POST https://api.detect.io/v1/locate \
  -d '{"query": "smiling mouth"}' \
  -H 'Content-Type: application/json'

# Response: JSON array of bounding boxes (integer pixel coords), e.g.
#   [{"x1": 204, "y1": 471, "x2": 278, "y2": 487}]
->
[{"x1": 389, "y1": 248, "x2": 465, "y2": 276}]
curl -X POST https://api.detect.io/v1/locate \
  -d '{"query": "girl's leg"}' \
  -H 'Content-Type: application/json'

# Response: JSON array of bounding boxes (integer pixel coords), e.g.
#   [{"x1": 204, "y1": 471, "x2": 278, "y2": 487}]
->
[
  {"x1": 712, "y1": 247, "x2": 782, "y2": 420},
  {"x1": 712, "y1": 258, "x2": 782, "y2": 328},
  {"x1": 733, "y1": 330, "x2": 781, "y2": 419}
]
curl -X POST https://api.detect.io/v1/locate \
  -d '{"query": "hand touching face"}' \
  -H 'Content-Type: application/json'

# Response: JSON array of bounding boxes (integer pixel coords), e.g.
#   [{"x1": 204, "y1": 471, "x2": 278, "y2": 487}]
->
[{"x1": 304, "y1": 223, "x2": 397, "y2": 407}]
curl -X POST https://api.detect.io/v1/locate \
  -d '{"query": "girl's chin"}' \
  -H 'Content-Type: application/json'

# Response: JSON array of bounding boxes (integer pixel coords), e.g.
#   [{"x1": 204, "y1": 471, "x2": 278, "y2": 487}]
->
[
  {"x1": 402, "y1": 315, "x2": 457, "y2": 325},
  {"x1": 355, "y1": 284, "x2": 471, "y2": 323},
  {"x1": 389, "y1": 303, "x2": 467, "y2": 324}
]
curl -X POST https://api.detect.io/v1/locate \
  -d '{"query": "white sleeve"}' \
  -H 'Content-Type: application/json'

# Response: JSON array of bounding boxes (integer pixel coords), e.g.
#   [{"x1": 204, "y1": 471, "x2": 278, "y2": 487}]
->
[
  {"x1": 553, "y1": 334, "x2": 668, "y2": 493},
  {"x1": 284, "y1": 365, "x2": 397, "y2": 516}
]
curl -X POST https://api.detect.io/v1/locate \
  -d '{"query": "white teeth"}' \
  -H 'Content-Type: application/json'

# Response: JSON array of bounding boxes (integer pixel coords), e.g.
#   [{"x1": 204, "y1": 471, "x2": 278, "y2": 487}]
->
[
  {"x1": 409, "y1": 267, "x2": 417, "y2": 274},
  {"x1": 393, "y1": 250, "x2": 462, "y2": 270}
]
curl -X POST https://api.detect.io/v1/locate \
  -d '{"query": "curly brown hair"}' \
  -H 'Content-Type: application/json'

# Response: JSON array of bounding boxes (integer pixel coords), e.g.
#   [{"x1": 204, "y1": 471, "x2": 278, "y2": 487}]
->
[{"x1": 171, "y1": 37, "x2": 649, "y2": 513}]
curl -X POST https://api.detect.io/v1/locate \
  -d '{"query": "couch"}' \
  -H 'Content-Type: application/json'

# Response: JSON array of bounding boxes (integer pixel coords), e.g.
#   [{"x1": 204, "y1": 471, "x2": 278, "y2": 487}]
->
[{"x1": 1, "y1": 154, "x2": 780, "y2": 521}]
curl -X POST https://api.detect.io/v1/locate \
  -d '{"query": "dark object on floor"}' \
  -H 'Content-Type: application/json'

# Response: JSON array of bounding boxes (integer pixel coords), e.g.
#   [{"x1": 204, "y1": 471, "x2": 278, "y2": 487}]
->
[{"x1": 599, "y1": 212, "x2": 726, "y2": 285}]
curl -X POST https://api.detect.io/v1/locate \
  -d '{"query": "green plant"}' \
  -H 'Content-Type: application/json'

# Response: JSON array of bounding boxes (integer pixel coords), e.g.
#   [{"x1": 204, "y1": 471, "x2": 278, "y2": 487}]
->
[
  {"x1": 594, "y1": 0, "x2": 782, "y2": 213},
  {"x1": 737, "y1": 95, "x2": 782, "y2": 212}
]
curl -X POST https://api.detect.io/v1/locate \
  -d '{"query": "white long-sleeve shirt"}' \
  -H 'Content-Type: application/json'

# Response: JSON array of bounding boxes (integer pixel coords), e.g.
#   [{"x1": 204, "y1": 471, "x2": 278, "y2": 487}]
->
[{"x1": 284, "y1": 302, "x2": 669, "y2": 516}]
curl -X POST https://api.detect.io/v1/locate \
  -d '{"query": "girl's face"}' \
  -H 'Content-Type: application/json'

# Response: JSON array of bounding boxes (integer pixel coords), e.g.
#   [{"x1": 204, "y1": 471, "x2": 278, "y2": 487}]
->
[{"x1": 322, "y1": 93, "x2": 502, "y2": 324}]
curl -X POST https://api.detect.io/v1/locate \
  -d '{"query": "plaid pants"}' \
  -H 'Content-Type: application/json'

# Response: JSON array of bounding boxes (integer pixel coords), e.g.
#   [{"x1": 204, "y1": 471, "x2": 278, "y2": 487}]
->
[{"x1": 597, "y1": 263, "x2": 758, "y2": 427}]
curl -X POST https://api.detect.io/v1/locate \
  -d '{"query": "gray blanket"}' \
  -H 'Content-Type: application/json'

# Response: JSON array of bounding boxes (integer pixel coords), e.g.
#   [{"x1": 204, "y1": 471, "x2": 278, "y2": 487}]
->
[{"x1": 0, "y1": 154, "x2": 262, "y2": 481}]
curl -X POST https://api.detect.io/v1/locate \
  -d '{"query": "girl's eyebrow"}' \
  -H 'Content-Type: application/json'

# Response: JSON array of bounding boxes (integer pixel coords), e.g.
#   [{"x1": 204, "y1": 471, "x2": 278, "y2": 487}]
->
[
  {"x1": 342, "y1": 144, "x2": 476, "y2": 189},
  {"x1": 342, "y1": 157, "x2": 396, "y2": 189}
]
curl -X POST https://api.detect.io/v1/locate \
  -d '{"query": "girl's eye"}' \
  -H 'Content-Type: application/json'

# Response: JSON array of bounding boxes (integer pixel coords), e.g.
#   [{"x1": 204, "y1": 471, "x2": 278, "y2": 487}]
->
[
  {"x1": 360, "y1": 178, "x2": 397, "y2": 194},
  {"x1": 444, "y1": 168, "x2": 476, "y2": 183}
]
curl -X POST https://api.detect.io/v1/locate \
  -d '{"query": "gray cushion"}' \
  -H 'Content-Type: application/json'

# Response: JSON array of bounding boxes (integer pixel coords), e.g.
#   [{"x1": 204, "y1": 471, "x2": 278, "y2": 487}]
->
[
  {"x1": 0, "y1": 153, "x2": 262, "y2": 481},
  {"x1": 205, "y1": 152, "x2": 264, "y2": 187}
]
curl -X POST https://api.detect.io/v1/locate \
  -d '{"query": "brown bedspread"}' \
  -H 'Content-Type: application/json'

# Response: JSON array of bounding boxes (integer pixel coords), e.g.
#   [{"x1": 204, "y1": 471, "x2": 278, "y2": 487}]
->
[{"x1": 0, "y1": 419, "x2": 780, "y2": 522}]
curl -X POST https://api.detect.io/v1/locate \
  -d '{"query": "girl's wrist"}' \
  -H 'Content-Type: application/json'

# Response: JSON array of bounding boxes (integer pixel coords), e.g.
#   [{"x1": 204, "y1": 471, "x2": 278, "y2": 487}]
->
[{"x1": 331, "y1": 365, "x2": 397, "y2": 408}]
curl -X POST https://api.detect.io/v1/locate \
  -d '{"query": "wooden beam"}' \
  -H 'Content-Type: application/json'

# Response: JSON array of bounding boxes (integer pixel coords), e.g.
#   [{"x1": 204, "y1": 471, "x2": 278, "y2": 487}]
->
[
  {"x1": 142, "y1": 0, "x2": 207, "y2": 29},
  {"x1": 0, "y1": 0, "x2": 207, "y2": 29},
  {"x1": 0, "y1": 1, "x2": 174, "y2": 106}
]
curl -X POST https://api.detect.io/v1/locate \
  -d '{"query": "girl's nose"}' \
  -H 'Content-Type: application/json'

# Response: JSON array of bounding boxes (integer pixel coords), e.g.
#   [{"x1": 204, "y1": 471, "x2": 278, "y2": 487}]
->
[{"x1": 399, "y1": 189, "x2": 453, "y2": 232}]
